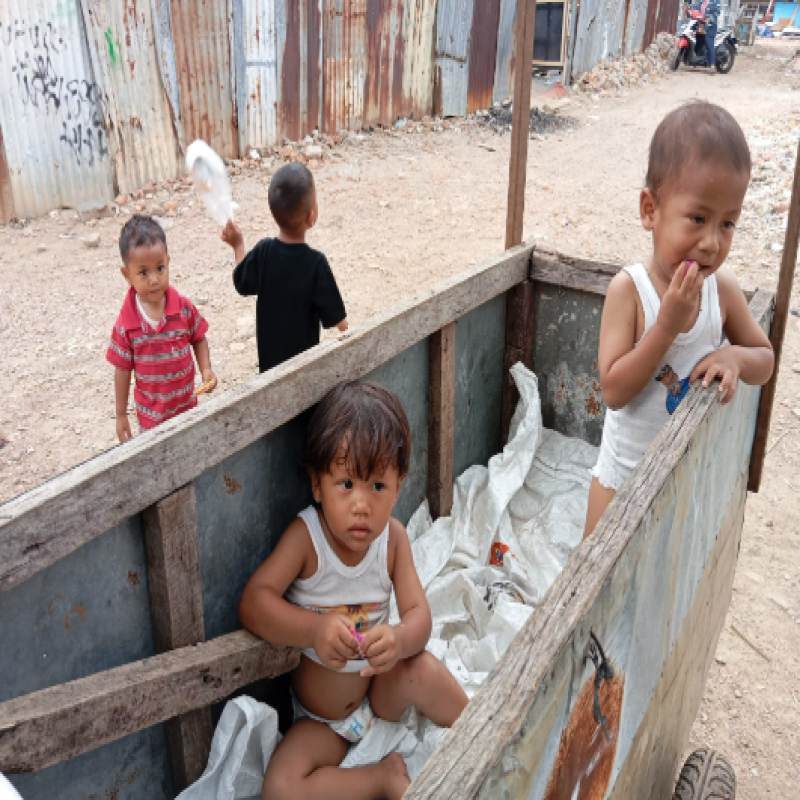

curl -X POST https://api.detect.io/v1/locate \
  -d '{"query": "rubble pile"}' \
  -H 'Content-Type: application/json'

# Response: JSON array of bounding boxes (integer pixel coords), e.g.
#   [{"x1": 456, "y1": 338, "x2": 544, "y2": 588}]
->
[
  {"x1": 573, "y1": 33, "x2": 677, "y2": 94},
  {"x1": 472, "y1": 102, "x2": 574, "y2": 135}
]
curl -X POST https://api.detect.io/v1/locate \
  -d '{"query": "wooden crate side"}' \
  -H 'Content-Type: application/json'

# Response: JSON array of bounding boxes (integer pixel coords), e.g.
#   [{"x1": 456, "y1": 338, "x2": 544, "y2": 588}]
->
[{"x1": 406, "y1": 290, "x2": 772, "y2": 799}]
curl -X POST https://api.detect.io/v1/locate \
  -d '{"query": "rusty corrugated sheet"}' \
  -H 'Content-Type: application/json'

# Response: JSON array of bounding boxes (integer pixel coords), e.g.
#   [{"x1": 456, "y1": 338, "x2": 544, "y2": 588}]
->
[
  {"x1": 82, "y1": 0, "x2": 179, "y2": 195},
  {"x1": 0, "y1": 0, "x2": 114, "y2": 218},
  {"x1": 434, "y1": 0, "x2": 475, "y2": 118},
  {"x1": 322, "y1": 0, "x2": 367, "y2": 135},
  {"x1": 281, "y1": 0, "x2": 323, "y2": 142},
  {"x1": 401, "y1": 0, "x2": 436, "y2": 119},
  {"x1": 466, "y1": 0, "x2": 501, "y2": 113},
  {"x1": 493, "y1": 0, "x2": 517, "y2": 104},
  {"x1": 150, "y1": 0, "x2": 185, "y2": 152},
  {"x1": 623, "y1": 0, "x2": 650, "y2": 55},
  {"x1": 170, "y1": 0, "x2": 239, "y2": 158},
  {"x1": 364, "y1": 0, "x2": 404, "y2": 128},
  {"x1": 642, "y1": 0, "x2": 660, "y2": 48},
  {"x1": 655, "y1": 0, "x2": 681, "y2": 42},
  {"x1": 571, "y1": 0, "x2": 629, "y2": 77}
]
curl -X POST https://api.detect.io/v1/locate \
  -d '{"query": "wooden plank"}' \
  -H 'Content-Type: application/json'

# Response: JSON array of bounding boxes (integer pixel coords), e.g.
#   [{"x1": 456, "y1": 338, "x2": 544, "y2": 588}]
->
[
  {"x1": 0, "y1": 243, "x2": 533, "y2": 594},
  {"x1": 749, "y1": 137, "x2": 800, "y2": 492},
  {"x1": 504, "y1": 0, "x2": 537, "y2": 250},
  {"x1": 501, "y1": 280, "x2": 536, "y2": 443},
  {"x1": 428, "y1": 323, "x2": 456, "y2": 519},
  {"x1": 406, "y1": 292, "x2": 772, "y2": 799},
  {"x1": 143, "y1": 485, "x2": 213, "y2": 791},
  {"x1": 531, "y1": 246, "x2": 624, "y2": 296},
  {"x1": 0, "y1": 631, "x2": 299, "y2": 774}
]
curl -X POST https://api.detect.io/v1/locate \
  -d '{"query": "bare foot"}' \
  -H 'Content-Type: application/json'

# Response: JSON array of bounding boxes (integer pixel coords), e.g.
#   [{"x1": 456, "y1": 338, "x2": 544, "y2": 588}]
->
[{"x1": 379, "y1": 752, "x2": 411, "y2": 800}]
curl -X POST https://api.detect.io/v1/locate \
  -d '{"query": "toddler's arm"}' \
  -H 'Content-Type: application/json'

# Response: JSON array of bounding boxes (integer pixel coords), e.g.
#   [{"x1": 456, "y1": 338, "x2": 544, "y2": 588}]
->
[
  {"x1": 600, "y1": 261, "x2": 704, "y2": 410},
  {"x1": 114, "y1": 368, "x2": 133, "y2": 442},
  {"x1": 359, "y1": 519, "x2": 431, "y2": 677},
  {"x1": 239, "y1": 519, "x2": 359, "y2": 669},
  {"x1": 191, "y1": 338, "x2": 217, "y2": 393}
]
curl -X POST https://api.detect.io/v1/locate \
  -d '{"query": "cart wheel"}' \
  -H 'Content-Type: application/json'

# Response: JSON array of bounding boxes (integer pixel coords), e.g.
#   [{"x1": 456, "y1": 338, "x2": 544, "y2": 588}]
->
[{"x1": 672, "y1": 748, "x2": 736, "y2": 800}]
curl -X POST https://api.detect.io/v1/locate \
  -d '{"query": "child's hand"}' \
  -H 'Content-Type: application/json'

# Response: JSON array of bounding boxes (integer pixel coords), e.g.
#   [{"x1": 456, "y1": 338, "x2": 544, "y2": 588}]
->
[
  {"x1": 116, "y1": 415, "x2": 132, "y2": 443},
  {"x1": 200, "y1": 369, "x2": 218, "y2": 394},
  {"x1": 359, "y1": 624, "x2": 400, "y2": 677},
  {"x1": 221, "y1": 220, "x2": 243, "y2": 250},
  {"x1": 691, "y1": 347, "x2": 742, "y2": 405},
  {"x1": 312, "y1": 614, "x2": 359, "y2": 670},
  {"x1": 656, "y1": 260, "x2": 704, "y2": 339}
]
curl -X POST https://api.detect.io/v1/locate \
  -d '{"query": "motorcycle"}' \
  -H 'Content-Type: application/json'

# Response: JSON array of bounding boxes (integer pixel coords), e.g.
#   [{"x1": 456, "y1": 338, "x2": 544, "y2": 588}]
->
[{"x1": 671, "y1": 9, "x2": 738, "y2": 74}]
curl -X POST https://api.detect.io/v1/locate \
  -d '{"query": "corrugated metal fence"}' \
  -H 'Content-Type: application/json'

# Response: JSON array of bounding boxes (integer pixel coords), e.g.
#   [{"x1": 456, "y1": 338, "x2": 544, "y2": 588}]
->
[{"x1": 0, "y1": 0, "x2": 678, "y2": 221}]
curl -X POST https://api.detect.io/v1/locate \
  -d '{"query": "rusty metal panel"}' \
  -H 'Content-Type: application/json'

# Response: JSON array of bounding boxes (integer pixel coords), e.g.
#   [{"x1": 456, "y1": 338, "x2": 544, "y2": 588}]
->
[
  {"x1": 466, "y1": 0, "x2": 501, "y2": 113},
  {"x1": 655, "y1": 0, "x2": 680, "y2": 41},
  {"x1": 82, "y1": 0, "x2": 179, "y2": 195},
  {"x1": 364, "y1": 0, "x2": 404, "y2": 128},
  {"x1": 623, "y1": 0, "x2": 650, "y2": 55},
  {"x1": 571, "y1": 0, "x2": 629, "y2": 78},
  {"x1": 493, "y1": 0, "x2": 517, "y2": 104},
  {"x1": 401, "y1": 0, "x2": 435, "y2": 119},
  {"x1": 434, "y1": 0, "x2": 475, "y2": 117},
  {"x1": 0, "y1": 0, "x2": 114, "y2": 219},
  {"x1": 150, "y1": 0, "x2": 185, "y2": 152},
  {"x1": 170, "y1": 0, "x2": 238, "y2": 159},
  {"x1": 322, "y1": 0, "x2": 367, "y2": 135},
  {"x1": 642, "y1": 0, "x2": 660, "y2": 48}
]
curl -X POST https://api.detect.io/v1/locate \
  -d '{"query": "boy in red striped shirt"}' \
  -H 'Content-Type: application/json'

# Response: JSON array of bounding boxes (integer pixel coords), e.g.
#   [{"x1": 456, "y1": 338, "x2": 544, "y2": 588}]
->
[{"x1": 107, "y1": 215, "x2": 217, "y2": 442}]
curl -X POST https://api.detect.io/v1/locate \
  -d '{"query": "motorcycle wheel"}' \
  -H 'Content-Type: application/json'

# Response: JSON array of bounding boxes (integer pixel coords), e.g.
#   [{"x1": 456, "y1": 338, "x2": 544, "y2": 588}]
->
[
  {"x1": 670, "y1": 49, "x2": 682, "y2": 71},
  {"x1": 715, "y1": 44, "x2": 735, "y2": 74}
]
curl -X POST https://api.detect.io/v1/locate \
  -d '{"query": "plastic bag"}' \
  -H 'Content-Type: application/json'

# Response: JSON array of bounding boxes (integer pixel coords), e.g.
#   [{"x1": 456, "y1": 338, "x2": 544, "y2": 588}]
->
[{"x1": 186, "y1": 139, "x2": 238, "y2": 225}]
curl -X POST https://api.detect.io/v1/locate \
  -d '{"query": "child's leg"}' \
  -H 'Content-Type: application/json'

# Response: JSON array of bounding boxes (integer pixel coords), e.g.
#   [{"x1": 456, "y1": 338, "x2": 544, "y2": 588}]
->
[
  {"x1": 583, "y1": 477, "x2": 616, "y2": 539},
  {"x1": 262, "y1": 719, "x2": 410, "y2": 800},
  {"x1": 369, "y1": 651, "x2": 468, "y2": 728}
]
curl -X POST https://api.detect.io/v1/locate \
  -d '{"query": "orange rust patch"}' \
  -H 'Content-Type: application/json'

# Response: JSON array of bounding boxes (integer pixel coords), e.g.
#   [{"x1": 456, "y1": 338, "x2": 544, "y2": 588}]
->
[
  {"x1": 543, "y1": 665, "x2": 625, "y2": 800},
  {"x1": 127, "y1": 570, "x2": 140, "y2": 585},
  {"x1": 224, "y1": 473, "x2": 243, "y2": 494},
  {"x1": 63, "y1": 604, "x2": 86, "y2": 630}
]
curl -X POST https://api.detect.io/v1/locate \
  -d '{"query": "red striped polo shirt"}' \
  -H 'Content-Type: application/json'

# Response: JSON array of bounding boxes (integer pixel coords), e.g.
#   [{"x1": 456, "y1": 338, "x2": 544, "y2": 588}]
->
[{"x1": 106, "y1": 286, "x2": 209, "y2": 429}]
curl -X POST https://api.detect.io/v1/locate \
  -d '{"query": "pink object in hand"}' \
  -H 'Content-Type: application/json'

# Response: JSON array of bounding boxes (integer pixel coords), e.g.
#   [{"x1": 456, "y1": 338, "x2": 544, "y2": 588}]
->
[{"x1": 352, "y1": 630, "x2": 364, "y2": 644}]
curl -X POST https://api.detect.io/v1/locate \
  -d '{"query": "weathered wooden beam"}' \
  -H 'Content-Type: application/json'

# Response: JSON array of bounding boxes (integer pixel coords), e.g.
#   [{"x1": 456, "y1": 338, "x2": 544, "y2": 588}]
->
[
  {"x1": 428, "y1": 323, "x2": 457, "y2": 518},
  {"x1": 749, "y1": 137, "x2": 800, "y2": 492},
  {"x1": 0, "y1": 631, "x2": 299, "y2": 774},
  {"x1": 501, "y1": 281, "x2": 536, "y2": 443},
  {"x1": 531, "y1": 247, "x2": 624, "y2": 296},
  {"x1": 0, "y1": 242, "x2": 533, "y2": 594},
  {"x1": 143, "y1": 485, "x2": 213, "y2": 791},
  {"x1": 505, "y1": 0, "x2": 537, "y2": 250}
]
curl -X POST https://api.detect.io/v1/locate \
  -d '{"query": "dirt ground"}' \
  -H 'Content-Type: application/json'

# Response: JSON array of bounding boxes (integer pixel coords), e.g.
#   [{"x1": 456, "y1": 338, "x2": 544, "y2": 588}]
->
[{"x1": 2, "y1": 38, "x2": 799, "y2": 797}]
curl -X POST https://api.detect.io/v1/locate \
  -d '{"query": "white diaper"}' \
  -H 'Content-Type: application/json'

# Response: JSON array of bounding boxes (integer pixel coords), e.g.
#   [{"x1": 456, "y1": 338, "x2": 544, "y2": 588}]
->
[{"x1": 292, "y1": 694, "x2": 374, "y2": 744}]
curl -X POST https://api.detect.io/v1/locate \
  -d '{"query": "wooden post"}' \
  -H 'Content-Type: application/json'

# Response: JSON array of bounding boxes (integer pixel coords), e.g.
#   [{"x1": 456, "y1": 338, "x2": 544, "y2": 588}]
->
[
  {"x1": 748, "y1": 137, "x2": 800, "y2": 492},
  {"x1": 428, "y1": 322, "x2": 457, "y2": 518},
  {"x1": 502, "y1": 0, "x2": 537, "y2": 441},
  {"x1": 143, "y1": 484, "x2": 214, "y2": 791}
]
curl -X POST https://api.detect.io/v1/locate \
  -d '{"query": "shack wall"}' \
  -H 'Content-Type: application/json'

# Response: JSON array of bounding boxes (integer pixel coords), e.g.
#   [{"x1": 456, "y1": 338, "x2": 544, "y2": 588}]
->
[{"x1": 4, "y1": 294, "x2": 508, "y2": 800}]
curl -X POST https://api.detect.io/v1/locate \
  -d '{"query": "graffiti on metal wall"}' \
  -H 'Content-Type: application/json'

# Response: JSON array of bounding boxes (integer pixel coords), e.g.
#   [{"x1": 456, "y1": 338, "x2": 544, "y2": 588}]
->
[{"x1": 4, "y1": 19, "x2": 109, "y2": 167}]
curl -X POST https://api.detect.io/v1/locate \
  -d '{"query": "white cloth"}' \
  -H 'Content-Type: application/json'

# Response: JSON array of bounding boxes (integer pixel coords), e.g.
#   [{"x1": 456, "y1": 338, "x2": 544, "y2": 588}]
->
[
  {"x1": 592, "y1": 263, "x2": 722, "y2": 490},
  {"x1": 285, "y1": 506, "x2": 392, "y2": 673},
  {"x1": 0, "y1": 774, "x2": 23, "y2": 800},
  {"x1": 178, "y1": 364, "x2": 598, "y2": 799},
  {"x1": 292, "y1": 694, "x2": 375, "y2": 743}
]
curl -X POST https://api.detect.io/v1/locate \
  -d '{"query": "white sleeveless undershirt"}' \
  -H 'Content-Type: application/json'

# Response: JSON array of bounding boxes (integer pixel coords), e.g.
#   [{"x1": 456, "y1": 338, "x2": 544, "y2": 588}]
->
[
  {"x1": 592, "y1": 263, "x2": 723, "y2": 491},
  {"x1": 285, "y1": 506, "x2": 392, "y2": 673}
]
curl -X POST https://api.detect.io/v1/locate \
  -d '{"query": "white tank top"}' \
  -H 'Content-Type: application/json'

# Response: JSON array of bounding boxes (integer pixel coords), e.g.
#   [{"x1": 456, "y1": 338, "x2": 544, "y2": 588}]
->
[
  {"x1": 594, "y1": 263, "x2": 723, "y2": 488},
  {"x1": 285, "y1": 506, "x2": 392, "y2": 672}
]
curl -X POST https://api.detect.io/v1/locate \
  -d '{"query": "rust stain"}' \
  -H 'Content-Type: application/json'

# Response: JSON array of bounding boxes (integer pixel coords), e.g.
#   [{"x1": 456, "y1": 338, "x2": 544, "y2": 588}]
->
[
  {"x1": 127, "y1": 570, "x2": 140, "y2": 585},
  {"x1": 467, "y1": 0, "x2": 502, "y2": 113},
  {"x1": 63, "y1": 605, "x2": 86, "y2": 630},
  {"x1": 656, "y1": 0, "x2": 681, "y2": 43},
  {"x1": 642, "y1": 0, "x2": 661, "y2": 48},
  {"x1": 281, "y1": 0, "x2": 302, "y2": 140},
  {"x1": 365, "y1": 0, "x2": 404, "y2": 127},
  {"x1": 584, "y1": 396, "x2": 602, "y2": 417},
  {"x1": 224, "y1": 473, "x2": 243, "y2": 494},
  {"x1": 543, "y1": 664, "x2": 625, "y2": 800}
]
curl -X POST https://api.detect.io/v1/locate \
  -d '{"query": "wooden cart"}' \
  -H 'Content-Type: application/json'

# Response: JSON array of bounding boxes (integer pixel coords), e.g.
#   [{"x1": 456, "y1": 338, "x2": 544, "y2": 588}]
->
[{"x1": 1, "y1": 3, "x2": 797, "y2": 799}]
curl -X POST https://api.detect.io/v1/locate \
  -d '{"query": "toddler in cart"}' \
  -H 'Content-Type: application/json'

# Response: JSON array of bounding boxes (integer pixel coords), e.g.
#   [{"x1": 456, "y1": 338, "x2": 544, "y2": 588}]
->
[
  {"x1": 584, "y1": 101, "x2": 774, "y2": 537},
  {"x1": 239, "y1": 381, "x2": 468, "y2": 800}
]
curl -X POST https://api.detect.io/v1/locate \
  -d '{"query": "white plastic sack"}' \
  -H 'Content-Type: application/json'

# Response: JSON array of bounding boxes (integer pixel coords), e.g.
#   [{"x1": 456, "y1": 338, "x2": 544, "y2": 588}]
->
[
  {"x1": 186, "y1": 140, "x2": 238, "y2": 225},
  {"x1": 0, "y1": 774, "x2": 23, "y2": 800},
  {"x1": 179, "y1": 364, "x2": 598, "y2": 798}
]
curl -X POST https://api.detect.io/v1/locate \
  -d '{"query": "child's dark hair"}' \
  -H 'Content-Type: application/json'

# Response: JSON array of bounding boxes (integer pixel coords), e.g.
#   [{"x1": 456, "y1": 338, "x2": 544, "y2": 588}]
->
[
  {"x1": 268, "y1": 163, "x2": 315, "y2": 232},
  {"x1": 646, "y1": 101, "x2": 751, "y2": 197},
  {"x1": 119, "y1": 215, "x2": 167, "y2": 262},
  {"x1": 303, "y1": 381, "x2": 412, "y2": 480}
]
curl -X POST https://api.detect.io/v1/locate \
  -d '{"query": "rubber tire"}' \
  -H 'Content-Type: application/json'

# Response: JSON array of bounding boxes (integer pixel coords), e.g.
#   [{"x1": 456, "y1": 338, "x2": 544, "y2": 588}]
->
[
  {"x1": 715, "y1": 45, "x2": 735, "y2": 74},
  {"x1": 671, "y1": 49, "x2": 683, "y2": 71},
  {"x1": 672, "y1": 748, "x2": 736, "y2": 800}
]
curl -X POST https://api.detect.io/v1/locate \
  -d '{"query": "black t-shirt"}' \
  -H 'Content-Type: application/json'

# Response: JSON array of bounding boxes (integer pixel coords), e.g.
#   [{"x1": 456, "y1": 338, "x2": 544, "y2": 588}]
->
[{"x1": 232, "y1": 238, "x2": 346, "y2": 373}]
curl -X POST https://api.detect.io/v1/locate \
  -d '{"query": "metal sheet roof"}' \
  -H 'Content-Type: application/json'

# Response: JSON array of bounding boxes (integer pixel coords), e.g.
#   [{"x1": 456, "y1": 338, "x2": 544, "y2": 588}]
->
[
  {"x1": 82, "y1": 0, "x2": 179, "y2": 195},
  {"x1": 170, "y1": 0, "x2": 239, "y2": 159},
  {"x1": 434, "y1": 0, "x2": 475, "y2": 118},
  {"x1": 0, "y1": 0, "x2": 113, "y2": 218},
  {"x1": 401, "y1": 0, "x2": 436, "y2": 119}
]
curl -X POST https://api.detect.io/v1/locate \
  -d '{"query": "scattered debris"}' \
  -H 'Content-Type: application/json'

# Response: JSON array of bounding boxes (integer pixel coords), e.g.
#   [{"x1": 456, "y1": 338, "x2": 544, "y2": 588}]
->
[
  {"x1": 727, "y1": 624, "x2": 771, "y2": 663},
  {"x1": 475, "y1": 104, "x2": 575, "y2": 136},
  {"x1": 82, "y1": 234, "x2": 101, "y2": 249}
]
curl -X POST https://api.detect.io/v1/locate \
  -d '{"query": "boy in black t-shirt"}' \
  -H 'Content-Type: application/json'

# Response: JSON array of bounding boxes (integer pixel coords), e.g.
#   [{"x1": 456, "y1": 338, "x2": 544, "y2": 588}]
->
[{"x1": 222, "y1": 163, "x2": 348, "y2": 373}]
